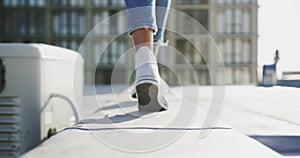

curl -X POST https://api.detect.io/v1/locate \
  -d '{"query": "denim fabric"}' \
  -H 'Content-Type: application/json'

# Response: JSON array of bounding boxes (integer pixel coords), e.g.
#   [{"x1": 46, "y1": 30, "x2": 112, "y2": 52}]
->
[
  {"x1": 125, "y1": 0, "x2": 170, "y2": 42},
  {"x1": 154, "y1": 0, "x2": 170, "y2": 42}
]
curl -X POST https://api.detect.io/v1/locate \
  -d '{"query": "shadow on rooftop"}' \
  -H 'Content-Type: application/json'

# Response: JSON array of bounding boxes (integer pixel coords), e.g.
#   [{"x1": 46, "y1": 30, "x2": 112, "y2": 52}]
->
[{"x1": 250, "y1": 135, "x2": 300, "y2": 156}]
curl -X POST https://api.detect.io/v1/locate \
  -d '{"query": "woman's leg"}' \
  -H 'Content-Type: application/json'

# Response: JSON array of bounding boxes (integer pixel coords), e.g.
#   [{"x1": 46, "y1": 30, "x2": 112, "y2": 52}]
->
[
  {"x1": 125, "y1": 0, "x2": 156, "y2": 52},
  {"x1": 125, "y1": 0, "x2": 168, "y2": 112},
  {"x1": 131, "y1": 28, "x2": 153, "y2": 52},
  {"x1": 125, "y1": 0, "x2": 171, "y2": 54}
]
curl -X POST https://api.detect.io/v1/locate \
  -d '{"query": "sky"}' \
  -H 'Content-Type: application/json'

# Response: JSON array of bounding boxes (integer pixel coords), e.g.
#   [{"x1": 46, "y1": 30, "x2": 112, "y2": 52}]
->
[{"x1": 258, "y1": 0, "x2": 300, "y2": 72}]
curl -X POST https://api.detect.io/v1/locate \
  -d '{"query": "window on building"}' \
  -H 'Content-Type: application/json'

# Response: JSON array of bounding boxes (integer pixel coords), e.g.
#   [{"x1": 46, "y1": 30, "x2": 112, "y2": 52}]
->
[
  {"x1": 218, "y1": 39, "x2": 251, "y2": 64},
  {"x1": 3, "y1": 0, "x2": 45, "y2": 6},
  {"x1": 51, "y1": 0, "x2": 85, "y2": 7},
  {"x1": 52, "y1": 11, "x2": 86, "y2": 36},
  {"x1": 217, "y1": 9, "x2": 251, "y2": 34},
  {"x1": 93, "y1": 11, "x2": 110, "y2": 35},
  {"x1": 3, "y1": 10, "x2": 45, "y2": 36},
  {"x1": 216, "y1": 0, "x2": 251, "y2": 5},
  {"x1": 225, "y1": 67, "x2": 253, "y2": 84},
  {"x1": 177, "y1": 10, "x2": 208, "y2": 33},
  {"x1": 93, "y1": 0, "x2": 108, "y2": 6},
  {"x1": 177, "y1": 0, "x2": 208, "y2": 5},
  {"x1": 175, "y1": 39, "x2": 206, "y2": 65},
  {"x1": 233, "y1": 67, "x2": 251, "y2": 83},
  {"x1": 92, "y1": 0, "x2": 125, "y2": 7},
  {"x1": 110, "y1": 0, "x2": 125, "y2": 6},
  {"x1": 96, "y1": 38, "x2": 129, "y2": 66},
  {"x1": 93, "y1": 10, "x2": 126, "y2": 36},
  {"x1": 54, "y1": 40, "x2": 81, "y2": 50}
]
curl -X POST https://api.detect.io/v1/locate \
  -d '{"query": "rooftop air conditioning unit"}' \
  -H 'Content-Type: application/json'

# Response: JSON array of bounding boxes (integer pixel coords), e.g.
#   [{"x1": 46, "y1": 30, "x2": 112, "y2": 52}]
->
[{"x1": 0, "y1": 43, "x2": 83, "y2": 157}]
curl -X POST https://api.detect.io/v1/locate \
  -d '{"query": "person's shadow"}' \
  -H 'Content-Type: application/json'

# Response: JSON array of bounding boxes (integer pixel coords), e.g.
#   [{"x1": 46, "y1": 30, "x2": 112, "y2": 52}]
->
[
  {"x1": 76, "y1": 101, "x2": 149, "y2": 125},
  {"x1": 71, "y1": 101, "x2": 231, "y2": 132}
]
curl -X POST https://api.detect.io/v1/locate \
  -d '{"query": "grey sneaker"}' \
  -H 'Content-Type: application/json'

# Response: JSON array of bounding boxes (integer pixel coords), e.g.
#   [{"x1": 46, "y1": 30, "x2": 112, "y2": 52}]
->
[
  {"x1": 136, "y1": 82, "x2": 168, "y2": 112},
  {"x1": 134, "y1": 46, "x2": 168, "y2": 112},
  {"x1": 131, "y1": 78, "x2": 170, "y2": 99}
]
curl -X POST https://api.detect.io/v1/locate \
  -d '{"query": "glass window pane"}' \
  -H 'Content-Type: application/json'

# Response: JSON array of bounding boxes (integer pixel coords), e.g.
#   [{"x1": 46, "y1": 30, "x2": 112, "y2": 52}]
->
[
  {"x1": 217, "y1": 10, "x2": 225, "y2": 34},
  {"x1": 93, "y1": 11, "x2": 110, "y2": 35},
  {"x1": 242, "y1": 9, "x2": 251, "y2": 34},
  {"x1": 226, "y1": 68, "x2": 233, "y2": 84},
  {"x1": 218, "y1": 8, "x2": 251, "y2": 34},
  {"x1": 38, "y1": 0, "x2": 45, "y2": 6},
  {"x1": 175, "y1": 39, "x2": 206, "y2": 65},
  {"x1": 52, "y1": 13, "x2": 59, "y2": 34},
  {"x1": 224, "y1": 39, "x2": 233, "y2": 64},
  {"x1": 111, "y1": 0, "x2": 125, "y2": 6},
  {"x1": 17, "y1": 0, "x2": 26, "y2": 6},
  {"x1": 11, "y1": 0, "x2": 18, "y2": 6},
  {"x1": 3, "y1": 0, "x2": 10, "y2": 6},
  {"x1": 234, "y1": 9, "x2": 242, "y2": 34},
  {"x1": 70, "y1": 0, "x2": 85, "y2": 6},
  {"x1": 177, "y1": 0, "x2": 208, "y2": 5},
  {"x1": 225, "y1": 9, "x2": 233, "y2": 34},
  {"x1": 28, "y1": 0, "x2": 44, "y2": 6},
  {"x1": 242, "y1": 40, "x2": 251, "y2": 63},
  {"x1": 61, "y1": 12, "x2": 67, "y2": 35},
  {"x1": 234, "y1": 39, "x2": 242, "y2": 64},
  {"x1": 18, "y1": 11, "x2": 26, "y2": 35},
  {"x1": 52, "y1": 11, "x2": 86, "y2": 36},
  {"x1": 29, "y1": 11, "x2": 36, "y2": 35},
  {"x1": 78, "y1": 12, "x2": 86, "y2": 35},
  {"x1": 93, "y1": 0, "x2": 108, "y2": 6},
  {"x1": 177, "y1": 10, "x2": 208, "y2": 32},
  {"x1": 185, "y1": 10, "x2": 208, "y2": 30},
  {"x1": 234, "y1": 68, "x2": 251, "y2": 83}
]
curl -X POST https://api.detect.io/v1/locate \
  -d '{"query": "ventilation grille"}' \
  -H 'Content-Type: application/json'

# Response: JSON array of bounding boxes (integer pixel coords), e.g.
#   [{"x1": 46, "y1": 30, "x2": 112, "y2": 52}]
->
[
  {"x1": 0, "y1": 59, "x2": 5, "y2": 93},
  {"x1": 0, "y1": 96, "x2": 20, "y2": 158}
]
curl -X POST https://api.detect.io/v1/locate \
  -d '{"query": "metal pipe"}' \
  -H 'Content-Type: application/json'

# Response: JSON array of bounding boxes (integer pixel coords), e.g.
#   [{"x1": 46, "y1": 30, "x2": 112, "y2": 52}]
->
[{"x1": 41, "y1": 93, "x2": 80, "y2": 123}]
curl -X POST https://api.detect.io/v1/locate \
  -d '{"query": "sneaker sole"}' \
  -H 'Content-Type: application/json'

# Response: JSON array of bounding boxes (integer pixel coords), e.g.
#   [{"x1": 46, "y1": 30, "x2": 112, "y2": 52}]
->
[{"x1": 136, "y1": 83, "x2": 167, "y2": 112}]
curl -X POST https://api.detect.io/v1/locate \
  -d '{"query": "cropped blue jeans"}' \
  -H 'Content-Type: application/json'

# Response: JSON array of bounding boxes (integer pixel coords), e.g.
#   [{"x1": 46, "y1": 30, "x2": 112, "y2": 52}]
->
[{"x1": 124, "y1": 0, "x2": 171, "y2": 43}]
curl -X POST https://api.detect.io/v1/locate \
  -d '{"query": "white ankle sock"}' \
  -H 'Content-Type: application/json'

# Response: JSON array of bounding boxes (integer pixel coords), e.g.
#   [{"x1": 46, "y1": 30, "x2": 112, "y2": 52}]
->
[{"x1": 135, "y1": 46, "x2": 160, "y2": 85}]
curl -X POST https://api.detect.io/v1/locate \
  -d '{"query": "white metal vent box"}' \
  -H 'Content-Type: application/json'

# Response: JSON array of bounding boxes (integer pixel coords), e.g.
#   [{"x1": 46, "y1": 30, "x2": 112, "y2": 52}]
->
[{"x1": 0, "y1": 43, "x2": 83, "y2": 157}]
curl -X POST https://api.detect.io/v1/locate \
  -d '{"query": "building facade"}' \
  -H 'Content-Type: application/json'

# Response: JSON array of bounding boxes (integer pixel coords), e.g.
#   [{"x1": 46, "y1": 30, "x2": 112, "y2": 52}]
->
[{"x1": 0, "y1": 0, "x2": 258, "y2": 85}]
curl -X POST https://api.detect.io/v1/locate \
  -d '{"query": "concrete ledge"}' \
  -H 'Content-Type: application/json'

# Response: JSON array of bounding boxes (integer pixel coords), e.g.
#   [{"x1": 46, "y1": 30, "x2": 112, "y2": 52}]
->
[{"x1": 22, "y1": 86, "x2": 280, "y2": 158}]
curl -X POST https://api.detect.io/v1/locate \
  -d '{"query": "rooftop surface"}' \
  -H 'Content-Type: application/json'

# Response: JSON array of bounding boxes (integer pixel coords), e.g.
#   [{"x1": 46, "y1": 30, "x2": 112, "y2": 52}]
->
[{"x1": 22, "y1": 85, "x2": 300, "y2": 158}]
